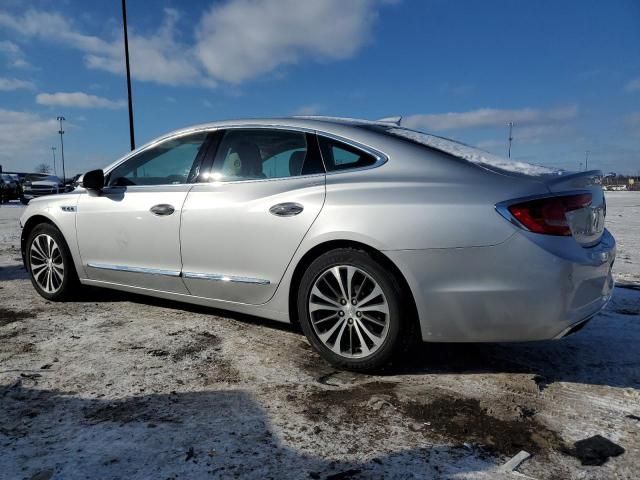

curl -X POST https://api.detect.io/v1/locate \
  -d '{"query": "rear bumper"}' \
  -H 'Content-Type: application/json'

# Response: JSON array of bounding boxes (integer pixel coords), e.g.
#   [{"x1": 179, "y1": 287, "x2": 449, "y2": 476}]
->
[{"x1": 385, "y1": 229, "x2": 616, "y2": 342}]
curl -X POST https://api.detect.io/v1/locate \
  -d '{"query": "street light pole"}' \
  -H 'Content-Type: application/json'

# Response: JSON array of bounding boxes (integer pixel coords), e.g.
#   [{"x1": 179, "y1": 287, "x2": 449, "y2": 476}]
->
[
  {"x1": 51, "y1": 146, "x2": 57, "y2": 176},
  {"x1": 585, "y1": 150, "x2": 590, "y2": 171},
  {"x1": 122, "y1": 0, "x2": 135, "y2": 151},
  {"x1": 507, "y1": 122, "x2": 513, "y2": 159},
  {"x1": 56, "y1": 116, "x2": 66, "y2": 184}
]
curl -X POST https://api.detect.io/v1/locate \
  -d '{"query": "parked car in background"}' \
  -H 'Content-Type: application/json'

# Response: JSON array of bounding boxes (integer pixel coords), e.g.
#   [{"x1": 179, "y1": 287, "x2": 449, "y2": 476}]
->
[
  {"x1": 18, "y1": 117, "x2": 616, "y2": 371},
  {"x1": 20, "y1": 174, "x2": 66, "y2": 205},
  {"x1": 1, "y1": 173, "x2": 20, "y2": 203}
]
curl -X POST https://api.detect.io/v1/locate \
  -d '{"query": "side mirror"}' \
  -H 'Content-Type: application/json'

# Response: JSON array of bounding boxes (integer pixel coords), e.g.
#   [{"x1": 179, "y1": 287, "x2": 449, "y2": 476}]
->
[{"x1": 82, "y1": 169, "x2": 104, "y2": 191}]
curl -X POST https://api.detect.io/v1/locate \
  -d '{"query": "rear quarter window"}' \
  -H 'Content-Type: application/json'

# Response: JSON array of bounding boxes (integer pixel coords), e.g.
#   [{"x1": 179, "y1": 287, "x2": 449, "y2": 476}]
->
[{"x1": 317, "y1": 136, "x2": 377, "y2": 172}]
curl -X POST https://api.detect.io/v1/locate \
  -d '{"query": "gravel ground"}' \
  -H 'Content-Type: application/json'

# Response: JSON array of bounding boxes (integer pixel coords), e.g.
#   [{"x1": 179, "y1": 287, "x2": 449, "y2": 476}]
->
[{"x1": 0, "y1": 193, "x2": 639, "y2": 480}]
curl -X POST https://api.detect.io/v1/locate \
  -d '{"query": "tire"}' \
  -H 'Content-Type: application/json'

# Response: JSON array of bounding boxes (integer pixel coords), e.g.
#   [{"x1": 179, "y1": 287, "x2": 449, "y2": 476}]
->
[
  {"x1": 26, "y1": 223, "x2": 79, "y2": 301},
  {"x1": 297, "y1": 248, "x2": 411, "y2": 372}
]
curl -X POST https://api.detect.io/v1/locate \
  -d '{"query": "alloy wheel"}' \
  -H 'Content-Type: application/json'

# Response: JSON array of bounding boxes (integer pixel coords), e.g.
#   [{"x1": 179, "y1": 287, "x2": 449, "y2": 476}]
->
[
  {"x1": 308, "y1": 265, "x2": 390, "y2": 358},
  {"x1": 29, "y1": 233, "x2": 65, "y2": 294}
]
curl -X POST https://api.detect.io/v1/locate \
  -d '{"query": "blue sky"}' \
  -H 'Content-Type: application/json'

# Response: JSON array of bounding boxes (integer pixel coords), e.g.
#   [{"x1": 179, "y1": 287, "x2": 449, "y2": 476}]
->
[{"x1": 0, "y1": 0, "x2": 639, "y2": 175}]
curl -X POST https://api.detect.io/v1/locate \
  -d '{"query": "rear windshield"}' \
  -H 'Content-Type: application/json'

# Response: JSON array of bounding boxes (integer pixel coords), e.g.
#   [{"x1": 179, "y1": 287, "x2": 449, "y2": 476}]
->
[{"x1": 361, "y1": 125, "x2": 562, "y2": 177}]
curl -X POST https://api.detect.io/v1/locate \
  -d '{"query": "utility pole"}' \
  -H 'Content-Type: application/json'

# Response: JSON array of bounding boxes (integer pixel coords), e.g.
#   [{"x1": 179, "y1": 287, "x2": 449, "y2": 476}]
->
[
  {"x1": 56, "y1": 116, "x2": 66, "y2": 184},
  {"x1": 585, "y1": 150, "x2": 590, "y2": 171},
  {"x1": 51, "y1": 146, "x2": 57, "y2": 176},
  {"x1": 507, "y1": 122, "x2": 513, "y2": 159},
  {"x1": 122, "y1": 0, "x2": 135, "y2": 151}
]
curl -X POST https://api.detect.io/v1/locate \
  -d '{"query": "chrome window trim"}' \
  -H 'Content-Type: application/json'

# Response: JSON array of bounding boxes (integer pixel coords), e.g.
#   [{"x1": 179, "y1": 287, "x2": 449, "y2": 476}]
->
[
  {"x1": 182, "y1": 271, "x2": 270, "y2": 285},
  {"x1": 87, "y1": 263, "x2": 181, "y2": 277},
  {"x1": 103, "y1": 128, "x2": 213, "y2": 178},
  {"x1": 101, "y1": 123, "x2": 388, "y2": 188}
]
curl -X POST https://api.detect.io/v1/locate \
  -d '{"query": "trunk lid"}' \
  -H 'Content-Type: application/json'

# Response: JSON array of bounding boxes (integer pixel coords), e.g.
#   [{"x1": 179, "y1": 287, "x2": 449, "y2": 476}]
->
[{"x1": 543, "y1": 170, "x2": 606, "y2": 246}]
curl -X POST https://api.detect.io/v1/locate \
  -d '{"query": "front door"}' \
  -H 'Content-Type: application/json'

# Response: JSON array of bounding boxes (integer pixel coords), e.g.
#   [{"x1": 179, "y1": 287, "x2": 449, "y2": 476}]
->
[
  {"x1": 76, "y1": 131, "x2": 211, "y2": 293},
  {"x1": 180, "y1": 128, "x2": 326, "y2": 304}
]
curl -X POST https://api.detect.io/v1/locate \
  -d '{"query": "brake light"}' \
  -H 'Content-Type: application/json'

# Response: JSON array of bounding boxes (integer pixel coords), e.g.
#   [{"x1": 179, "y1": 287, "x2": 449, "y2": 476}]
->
[{"x1": 507, "y1": 193, "x2": 592, "y2": 236}]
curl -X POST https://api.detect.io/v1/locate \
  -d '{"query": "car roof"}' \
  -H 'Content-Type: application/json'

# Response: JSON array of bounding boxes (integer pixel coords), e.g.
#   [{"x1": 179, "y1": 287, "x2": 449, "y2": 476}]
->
[{"x1": 160, "y1": 116, "x2": 393, "y2": 139}]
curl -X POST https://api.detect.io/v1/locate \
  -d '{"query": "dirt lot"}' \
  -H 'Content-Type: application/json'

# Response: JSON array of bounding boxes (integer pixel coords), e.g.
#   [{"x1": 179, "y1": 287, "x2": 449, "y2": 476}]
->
[{"x1": 1, "y1": 193, "x2": 639, "y2": 480}]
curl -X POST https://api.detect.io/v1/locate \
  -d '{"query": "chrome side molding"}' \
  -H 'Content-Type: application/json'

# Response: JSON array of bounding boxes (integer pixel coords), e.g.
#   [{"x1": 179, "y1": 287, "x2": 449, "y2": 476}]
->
[
  {"x1": 87, "y1": 263, "x2": 181, "y2": 277},
  {"x1": 87, "y1": 263, "x2": 270, "y2": 285},
  {"x1": 182, "y1": 271, "x2": 270, "y2": 285}
]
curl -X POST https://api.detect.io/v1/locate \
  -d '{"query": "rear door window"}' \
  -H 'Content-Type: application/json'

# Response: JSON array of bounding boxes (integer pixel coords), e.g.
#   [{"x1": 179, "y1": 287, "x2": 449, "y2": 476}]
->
[{"x1": 209, "y1": 129, "x2": 324, "y2": 181}]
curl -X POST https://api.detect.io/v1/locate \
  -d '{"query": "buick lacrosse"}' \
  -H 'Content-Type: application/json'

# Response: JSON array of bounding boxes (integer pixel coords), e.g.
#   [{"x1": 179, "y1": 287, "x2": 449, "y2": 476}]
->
[{"x1": 20, "y1": 117, "x2": 615, "y2": 370}]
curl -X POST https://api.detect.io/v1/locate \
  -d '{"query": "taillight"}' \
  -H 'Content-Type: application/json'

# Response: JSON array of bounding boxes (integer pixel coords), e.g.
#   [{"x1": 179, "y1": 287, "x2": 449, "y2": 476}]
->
[{"x1": 507, "y1": 193, "x2": 592, "y2": 236}]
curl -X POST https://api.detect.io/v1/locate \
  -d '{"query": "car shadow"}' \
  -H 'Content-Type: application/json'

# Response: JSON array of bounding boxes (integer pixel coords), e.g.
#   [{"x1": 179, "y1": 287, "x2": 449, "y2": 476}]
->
[
  {"x1": 74, "y1": 282, "x2": 640, "y2": 392},
  {"x1": 0, "y1": 264, "x2": 29, "y2": 281},
  {"x1": 0, "y1": 383, "x2": 497, "y2": 479},
  {"x1": 387, "y1": 284, "x2": 640, "y2": 391},
  {"x1": 77, "y1": 285, "x2": 300, "y2": 334}
]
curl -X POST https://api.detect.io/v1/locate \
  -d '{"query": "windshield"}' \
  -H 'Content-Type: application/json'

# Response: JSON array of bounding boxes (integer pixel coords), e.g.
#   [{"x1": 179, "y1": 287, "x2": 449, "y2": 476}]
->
[{"x1": 362, "y1": 124, "x2": 564, "y2": 177}]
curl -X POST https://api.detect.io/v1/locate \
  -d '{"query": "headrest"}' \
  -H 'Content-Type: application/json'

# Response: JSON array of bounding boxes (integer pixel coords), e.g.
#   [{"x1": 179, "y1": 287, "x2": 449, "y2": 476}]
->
[
  {"x1": 289, "y1": 150, "x2": 306, "y2": 176},
  {"x1": 233, "y1": 141, "x2": 263, "y2": 177}
]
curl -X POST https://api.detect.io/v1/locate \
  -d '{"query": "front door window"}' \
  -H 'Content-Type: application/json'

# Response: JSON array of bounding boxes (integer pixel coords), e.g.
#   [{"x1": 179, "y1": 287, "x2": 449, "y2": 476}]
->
[{"x1": 108, "y1": 132, "x2": 208, "y2": 186}]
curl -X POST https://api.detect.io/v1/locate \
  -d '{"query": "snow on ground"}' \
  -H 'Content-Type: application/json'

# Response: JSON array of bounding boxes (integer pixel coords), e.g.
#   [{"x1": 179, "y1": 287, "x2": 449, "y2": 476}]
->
[
  {"x1": 604, "y1": 191, "x2": 640, "y2": 284},
  {"x1": 0, "y1": 194, "x2": 638, "y2": 479}
]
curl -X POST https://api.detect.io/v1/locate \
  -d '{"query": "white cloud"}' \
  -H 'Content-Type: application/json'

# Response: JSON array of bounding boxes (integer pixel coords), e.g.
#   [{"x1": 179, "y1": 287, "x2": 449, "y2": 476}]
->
[
  {"x1": 293, "y1": 104, "x2": 324, "y2": 115},
  {"x1": 476, "y1": 124, "x2": 575, "y2": 151},
  {"x1": 0, "y1": 40, "x2": 31, "y2": 68},
  {"x1": 625, "y1": 78, "x2": 640, "y2": 93},
  {"x1": 36, "y1": 92, "x2": 126, "y2": 109},
  {"x1": 195, "y1": 0, "x2": 382, "y2": 83},
  {"x1": 0, "y1": 10, "x2": 112, "y2": 53},
  {"x1": 403, "y1": 105, "x2": 578, "y2": 131},
  {"x1": 0, "y1": 77, "x2": 35, "y2": 91},
  {"x1": 85, "y1": 8, "x2": 212, "y2": 87},
  {"x1": 0, "y1": 109, "x2": 58, "y2": 170},
  {"x1": 0, "y1": 2, "x2": 391, "y2": 86}
]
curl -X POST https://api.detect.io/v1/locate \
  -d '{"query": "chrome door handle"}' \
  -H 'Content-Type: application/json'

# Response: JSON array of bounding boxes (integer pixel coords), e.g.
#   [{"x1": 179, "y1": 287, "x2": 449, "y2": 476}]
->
[
  {"x1": 269, "y1": 202, "x2": 304, "y2": 217},
  {"x1": 150, "y1": 204, "x2": 175, "y2": 216}
]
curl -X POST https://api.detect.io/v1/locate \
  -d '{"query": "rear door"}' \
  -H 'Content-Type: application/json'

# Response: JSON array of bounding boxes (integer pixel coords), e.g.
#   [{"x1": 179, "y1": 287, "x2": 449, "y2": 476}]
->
[{"x1": 180, "y1": 128, "x2": 326, "y2": 304}]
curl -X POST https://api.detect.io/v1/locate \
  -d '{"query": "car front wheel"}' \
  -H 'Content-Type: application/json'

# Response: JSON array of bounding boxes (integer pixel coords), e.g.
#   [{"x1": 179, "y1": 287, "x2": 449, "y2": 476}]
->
[
  {"x1": 26, "y1": 223, "x2": 78, "y2": 301},
  {"x1": 297, "y1": 248, "x2": 410, "y2": 372}
]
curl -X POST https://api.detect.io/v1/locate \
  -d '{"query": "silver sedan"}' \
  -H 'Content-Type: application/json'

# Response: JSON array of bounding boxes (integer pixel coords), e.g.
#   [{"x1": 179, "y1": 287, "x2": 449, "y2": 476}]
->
[{"x1": 19, "y1": 117, "x2": 616, "y2": 371}]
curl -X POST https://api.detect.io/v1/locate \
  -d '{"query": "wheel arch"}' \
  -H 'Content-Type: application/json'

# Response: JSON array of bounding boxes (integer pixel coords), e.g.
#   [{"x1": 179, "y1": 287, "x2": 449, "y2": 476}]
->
[
  {"x1": 287, "y1": 240, "x2": 419, "y2": 330},
  {"x1": 20, "y1": 214, "x2": 58, "y2": 268}
]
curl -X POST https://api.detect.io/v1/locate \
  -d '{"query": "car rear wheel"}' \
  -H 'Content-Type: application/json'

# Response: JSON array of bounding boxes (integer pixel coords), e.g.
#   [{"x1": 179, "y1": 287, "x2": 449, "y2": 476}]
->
[
  {"x1": 26, "y1": 223, "x2": 78, "y2": 301},
  {"x1": 297, "y1": 248, "x2": 409, "y2": 372}
]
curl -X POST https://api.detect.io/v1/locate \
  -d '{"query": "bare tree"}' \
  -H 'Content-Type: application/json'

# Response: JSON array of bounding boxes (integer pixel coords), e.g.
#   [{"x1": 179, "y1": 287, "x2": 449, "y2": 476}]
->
[{"x1": 34, "y1": 163, "x2": 51, "y2": 174}]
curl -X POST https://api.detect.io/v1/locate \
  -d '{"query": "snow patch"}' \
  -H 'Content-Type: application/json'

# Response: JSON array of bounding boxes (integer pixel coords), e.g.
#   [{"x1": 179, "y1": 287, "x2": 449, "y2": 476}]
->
[{"x1": 387, "y1": 128, "x2": 563, "y2": 176}]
